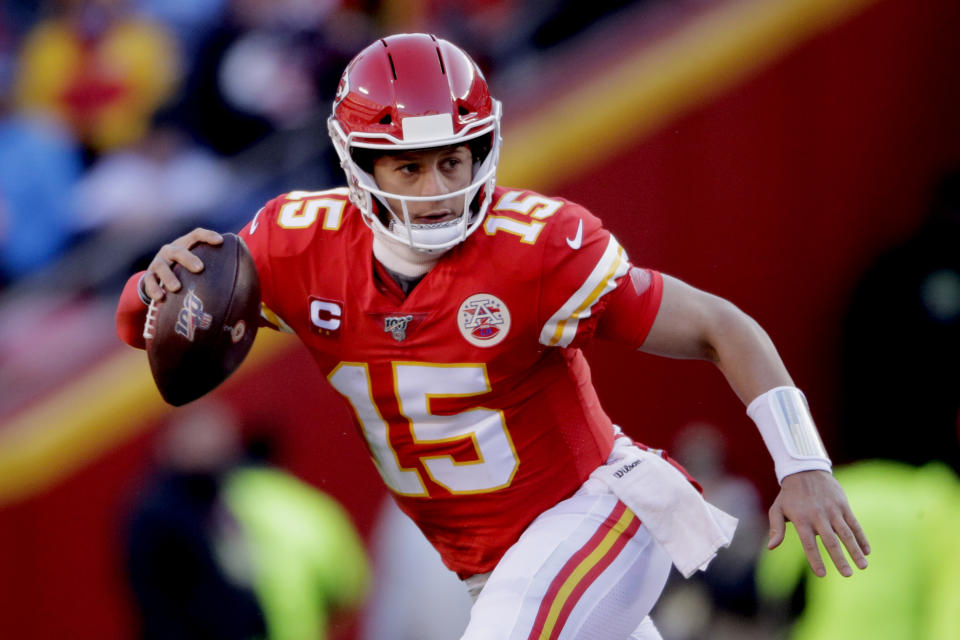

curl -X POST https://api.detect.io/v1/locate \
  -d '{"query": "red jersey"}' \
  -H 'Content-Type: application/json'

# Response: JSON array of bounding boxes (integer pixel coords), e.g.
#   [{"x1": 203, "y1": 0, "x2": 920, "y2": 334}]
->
[{"x1": 117, "y1": 185, "x2": 663, "y2": 577}]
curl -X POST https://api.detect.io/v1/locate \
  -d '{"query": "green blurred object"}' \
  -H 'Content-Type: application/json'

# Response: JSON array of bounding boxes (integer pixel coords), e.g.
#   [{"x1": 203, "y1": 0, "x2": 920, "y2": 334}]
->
[
  {"x1": 756, "y1": 460, "x2": 960, "y2": 640},
  {"x1": 224, "y1": 466, "x2": 370, "y2": 640}
]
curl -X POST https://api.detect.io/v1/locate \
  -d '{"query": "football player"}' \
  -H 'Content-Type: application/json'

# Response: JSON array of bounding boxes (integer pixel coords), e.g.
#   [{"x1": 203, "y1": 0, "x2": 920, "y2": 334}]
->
[{"x1": 117, "y1": 33, "x2": 869, "y2": 639}]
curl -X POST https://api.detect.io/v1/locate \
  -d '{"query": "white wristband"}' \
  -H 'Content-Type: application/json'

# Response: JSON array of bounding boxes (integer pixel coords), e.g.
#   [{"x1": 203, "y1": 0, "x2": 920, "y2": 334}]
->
[
  {"x1": 137, "y1": 273, "x2": 152, "y2": 306},
  {"x1": 747, "y1": 386, "x2": 832, "y2": 484}
]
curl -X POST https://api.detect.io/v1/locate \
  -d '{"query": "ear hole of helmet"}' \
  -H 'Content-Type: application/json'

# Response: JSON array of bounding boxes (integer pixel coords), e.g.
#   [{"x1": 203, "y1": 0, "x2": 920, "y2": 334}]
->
[
  {"x1": 351, "y1": 147, "x2": 380, "y2": 174},
  {"x1": 467, "y1": 133, "x2": 492, "y2": 166}
]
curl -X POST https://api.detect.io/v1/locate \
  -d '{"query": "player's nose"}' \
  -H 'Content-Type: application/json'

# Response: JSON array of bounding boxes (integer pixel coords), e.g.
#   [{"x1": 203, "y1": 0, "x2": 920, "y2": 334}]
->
[{"x1": 420, "y1": 165, "x2": 447, "y2": 197}]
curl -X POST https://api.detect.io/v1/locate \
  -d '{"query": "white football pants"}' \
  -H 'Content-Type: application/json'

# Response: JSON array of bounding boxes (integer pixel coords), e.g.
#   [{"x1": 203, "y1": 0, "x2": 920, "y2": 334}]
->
[{"x1": 460, "y1": 481, "x2": 671, "y2": 639}]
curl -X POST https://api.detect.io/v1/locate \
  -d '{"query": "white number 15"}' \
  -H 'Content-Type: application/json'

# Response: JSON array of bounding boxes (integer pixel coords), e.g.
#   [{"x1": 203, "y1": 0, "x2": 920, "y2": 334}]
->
[{"x1": 328, "y1": 362, "x2": 520, "y2": 497}]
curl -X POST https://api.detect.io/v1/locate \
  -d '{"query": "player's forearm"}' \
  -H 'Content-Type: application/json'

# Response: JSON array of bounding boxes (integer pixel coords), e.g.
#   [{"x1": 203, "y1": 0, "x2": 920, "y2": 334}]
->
[
  {"x1": 641, "y1": 275, "x2": 793, "y2": 405},
  {"x1": 116, "y1": 271, "x2": 149, "y2": 349},
  {"x1": 708, "y1": 306, "x2": 837, "y2": 483},
  {"x1": 706, "y1": 304, "x2": 794, "y2": 406}
]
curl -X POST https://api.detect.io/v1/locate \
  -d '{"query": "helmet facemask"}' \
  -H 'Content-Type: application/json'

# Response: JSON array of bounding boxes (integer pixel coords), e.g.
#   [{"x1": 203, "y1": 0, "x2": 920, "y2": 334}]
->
[
  {"x1": 327, "y1": 33, "x2": 502, "y2": 254},
  {"x1": 328, "y1": 104, "x2": 501, "y2": 254}
]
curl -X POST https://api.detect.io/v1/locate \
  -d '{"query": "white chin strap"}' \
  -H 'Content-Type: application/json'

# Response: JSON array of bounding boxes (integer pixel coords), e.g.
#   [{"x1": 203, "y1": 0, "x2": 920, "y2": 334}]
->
[{"x1": 388, "y1": 214, "x2": 464, "y2": 252}]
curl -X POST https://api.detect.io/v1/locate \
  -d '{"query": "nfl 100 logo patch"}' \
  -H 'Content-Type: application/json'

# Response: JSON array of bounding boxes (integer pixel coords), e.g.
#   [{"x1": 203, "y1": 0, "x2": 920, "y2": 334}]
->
[
  {"x1": 383, "y1": 314, "x2": 414, "y2": 342},
  {"x1": 175, "y1": 286, "x2": 213, "y2": 342},
  {"x1": 458, "y1": 293, "x2": 510, "y2": 347}
]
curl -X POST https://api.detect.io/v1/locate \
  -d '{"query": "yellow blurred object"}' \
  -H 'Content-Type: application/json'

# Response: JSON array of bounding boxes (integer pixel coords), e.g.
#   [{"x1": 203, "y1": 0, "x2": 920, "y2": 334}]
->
[
  {"x1": 224, "y1": 466, "x2": 370, "y2": 640},
  {"x1": 14, "y1": 12, "x2": 181, "y2": 152},
  {"x1": 757, "y1": 460, "x2": 960, "y2": 640}
]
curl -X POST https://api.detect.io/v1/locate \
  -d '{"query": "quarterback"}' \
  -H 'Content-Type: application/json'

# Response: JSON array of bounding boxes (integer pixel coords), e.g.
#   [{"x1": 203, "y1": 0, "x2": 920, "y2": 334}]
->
[{"x1": 116, "y1": 34, "x2": 869, "y2": 639}]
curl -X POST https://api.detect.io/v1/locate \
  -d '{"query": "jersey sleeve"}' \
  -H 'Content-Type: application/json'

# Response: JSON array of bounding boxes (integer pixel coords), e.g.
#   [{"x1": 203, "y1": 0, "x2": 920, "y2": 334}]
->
[
  {"x1": 238, "y1": 203, "x2": 276, "y2": 298},
  {"x1": 238, "y1": 190, "x2": 344, "y2": 334},
  {"x1": 594, "y1": 266, "x2": 664, "y2": 348},
  {"x1": 238, "y1": 197, "x2": 295, "y2": 333},
  {"x1": 116, "y1": 271, "x2": 149, "y2": 349},
  {"x1": 536, "y1": 203, "x2": 632, "y2": 349}
]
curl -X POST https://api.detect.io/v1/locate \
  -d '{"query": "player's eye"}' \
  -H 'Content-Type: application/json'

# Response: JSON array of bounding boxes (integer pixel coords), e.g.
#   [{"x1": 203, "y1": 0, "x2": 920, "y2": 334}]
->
[{"x1": 440, "y1": 157, "x2": 463, "y2": 171}]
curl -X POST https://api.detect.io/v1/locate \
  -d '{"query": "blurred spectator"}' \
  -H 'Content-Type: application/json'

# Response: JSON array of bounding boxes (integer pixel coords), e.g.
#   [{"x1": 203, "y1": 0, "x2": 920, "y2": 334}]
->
[
  {"x1": 359, "y1": 496, "x2": 473, "y2": 640},
  {"x1": 13, "y1": 0, "x2": 182, "y2": 159},
  {"x1": 0, "y1": 7, "x2": 22, "y2": 92},
  {"x1": 125, "y1": 402, "x2": 264, "y2": 639},
  {"x1": 653, "y1": 422, "x2": 768, "y2": 640},
  {"x1": 131, "y1": 0, "x2": 228, "y2": 57},
  {"x1": 125, "y1": 401, "x2": 369, "y2": 639},
  {"x1": 756, "y1": 460, "x2": 960, "y2": 640},
  {"x1": 0, "y1": 101, "x2": 83, "y2": 286},
  {"x1": 838, "y1": 171, "x2": 960, "y2": 470},
  {"x1": 374, "y1": 0, "x2": 650, "y2": 76},
  {"x1": 175, "y1": 0, "x2": 361, "y2": 157},
  {"x1": 375, "y1": 0, "x2": 520, "y2": 73},
  {"x1": 528, "y1": 0, "x2": 640, "y2": 50},
  {"x1": 1, "y1": 2, "x2": 43, "y2": 59},
  {"x1": 71, "y1": 115, "x2": 234, "y2": 235}
]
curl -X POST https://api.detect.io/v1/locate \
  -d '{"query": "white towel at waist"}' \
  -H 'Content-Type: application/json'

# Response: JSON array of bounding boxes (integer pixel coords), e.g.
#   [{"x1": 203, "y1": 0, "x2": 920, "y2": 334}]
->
[{"x1": 588, "y1": 436, "x2": 738, "y2": 578}]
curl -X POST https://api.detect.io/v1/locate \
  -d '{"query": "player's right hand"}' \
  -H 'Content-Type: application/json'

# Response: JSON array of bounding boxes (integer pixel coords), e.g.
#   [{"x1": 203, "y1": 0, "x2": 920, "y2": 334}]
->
[
  {"x1": 142, "y1": 228, "x2": 223, "y2": 301},
  {"x1": 768, "y1": 469, "x2": 870, "y2": 578}
]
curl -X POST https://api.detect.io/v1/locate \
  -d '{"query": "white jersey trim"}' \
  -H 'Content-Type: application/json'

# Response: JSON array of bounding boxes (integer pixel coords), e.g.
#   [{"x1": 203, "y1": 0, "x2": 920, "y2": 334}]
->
[{"x1": 539, "y1": 235, "x2": 630, "y2": 347}]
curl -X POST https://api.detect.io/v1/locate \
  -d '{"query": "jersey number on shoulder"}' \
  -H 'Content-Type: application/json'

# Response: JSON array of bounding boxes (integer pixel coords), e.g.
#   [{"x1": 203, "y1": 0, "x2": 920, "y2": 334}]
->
[
  {"x1": 484, "y1": 191, "x2": 563, "y2": 244},
  {"x1": 328, "y1": 362, "x2": 520, "y2": 497},
  {"x1": 276, "y1": 188, "x2": 350, "y2": 231}
]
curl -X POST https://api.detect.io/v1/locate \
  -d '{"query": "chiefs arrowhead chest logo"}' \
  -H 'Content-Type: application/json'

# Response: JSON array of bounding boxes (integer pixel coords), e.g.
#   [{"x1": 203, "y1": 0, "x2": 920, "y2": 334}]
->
[{"x1": 458, "y1": 293, "x2": 511, "y2": 347}]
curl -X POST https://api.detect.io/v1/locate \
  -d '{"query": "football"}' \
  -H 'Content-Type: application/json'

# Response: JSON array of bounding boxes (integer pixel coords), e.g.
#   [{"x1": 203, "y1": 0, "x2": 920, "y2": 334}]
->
[{"x1": 144, "y1": 233, "x2": 261, "y2": 406}]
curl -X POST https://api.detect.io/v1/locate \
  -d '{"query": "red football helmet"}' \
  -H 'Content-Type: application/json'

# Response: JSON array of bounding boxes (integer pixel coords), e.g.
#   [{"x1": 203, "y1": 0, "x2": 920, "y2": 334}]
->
[{"x1": 328, "y1": 33, "x2": 502, "y2": 252}]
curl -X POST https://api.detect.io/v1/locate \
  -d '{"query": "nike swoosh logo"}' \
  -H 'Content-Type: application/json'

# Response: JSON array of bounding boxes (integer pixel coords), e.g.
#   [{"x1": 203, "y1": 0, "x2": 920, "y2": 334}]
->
[{"x1": 566, "y1": 219, "x2": 583, "y2": 250}]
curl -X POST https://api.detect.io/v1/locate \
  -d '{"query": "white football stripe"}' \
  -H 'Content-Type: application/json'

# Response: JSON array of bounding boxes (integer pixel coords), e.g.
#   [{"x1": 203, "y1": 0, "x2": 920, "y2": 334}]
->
[
  {"x1": 540, "y1": 235, "x2": 630, "y2": 347},
  {"x1": 401, "y1": 114, "x2": 455, "y2": 142}
]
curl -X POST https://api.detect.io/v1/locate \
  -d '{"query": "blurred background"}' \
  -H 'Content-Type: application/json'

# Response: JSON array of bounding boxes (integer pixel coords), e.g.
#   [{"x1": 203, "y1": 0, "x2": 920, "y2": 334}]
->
[{"x1": 0, "y1": 0, "x2": 958, "y2": 638}]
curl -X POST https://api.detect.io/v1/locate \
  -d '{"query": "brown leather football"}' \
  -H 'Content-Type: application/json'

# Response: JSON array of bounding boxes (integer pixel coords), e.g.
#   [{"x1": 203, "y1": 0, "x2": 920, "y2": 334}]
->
[{"x1": 144, "y1": 233, "x2": 261, "y2": 406}]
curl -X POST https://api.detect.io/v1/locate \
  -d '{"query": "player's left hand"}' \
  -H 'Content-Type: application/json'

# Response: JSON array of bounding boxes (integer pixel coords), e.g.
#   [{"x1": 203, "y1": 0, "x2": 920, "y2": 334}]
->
[{"x1": 768, "y1": 469, "x2": 870, "y2": 577}]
